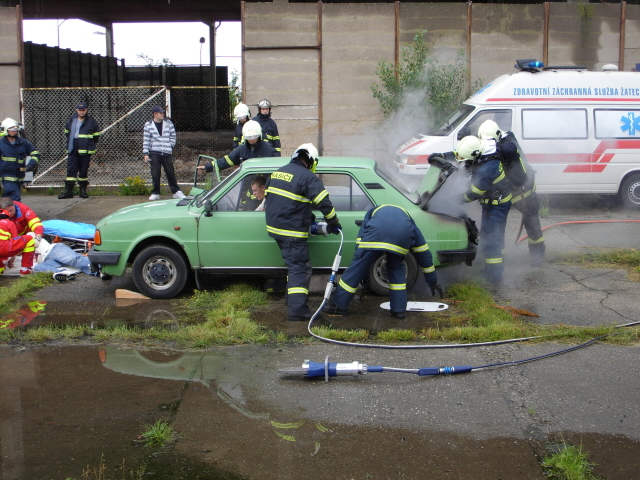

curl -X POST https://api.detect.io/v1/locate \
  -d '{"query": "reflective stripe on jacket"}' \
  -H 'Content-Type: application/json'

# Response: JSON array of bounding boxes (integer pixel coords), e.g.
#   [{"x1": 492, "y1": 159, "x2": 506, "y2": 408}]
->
[
  {"x1": 0, "y1": 136, "x2": 40, "y2": 180},
  {"x1": 264, "y1": 158, "x2": 336, "y2": 239},
  {"x1": 65, "y1": 114, "x2": 101, "y2": 155}
]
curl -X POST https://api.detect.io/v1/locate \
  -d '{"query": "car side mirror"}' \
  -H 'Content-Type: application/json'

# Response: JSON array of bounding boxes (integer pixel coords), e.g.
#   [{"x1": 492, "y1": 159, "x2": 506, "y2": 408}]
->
[
  {"x1": 457, "y1": 125, "x2": 471, "y2": 140},
  {"x1": 204, "y1": 199, "x2": 214, "y2": 217}
]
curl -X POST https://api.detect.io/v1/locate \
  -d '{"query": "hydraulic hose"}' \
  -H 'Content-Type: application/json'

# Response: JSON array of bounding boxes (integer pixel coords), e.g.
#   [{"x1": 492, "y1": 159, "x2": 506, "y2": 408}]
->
[{"x1": 517, "y1": 219, "x2": 640, "y2": 244}]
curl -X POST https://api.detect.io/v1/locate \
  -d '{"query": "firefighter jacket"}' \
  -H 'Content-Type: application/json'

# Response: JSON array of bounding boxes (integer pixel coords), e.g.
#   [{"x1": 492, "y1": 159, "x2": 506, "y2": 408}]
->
[
  {"x1": 463, "y1": 156, "x2": 512, "y2": 206},
  {"x1": 0, "y1": 135, "x2": 40, "y2": 182},
  {"x1": 207, "y1": 140, "x2": 278, "y2": 172},
  {"x1": 233, "y1": 121, "x2": 244, "y2": 149},
  {"x1": 142, "y1": 118, "x2": 176, "y2": 155},
  {"x1": 64, "y1": 114, "x2": 101, "y2": 155},
  {"x1": 356, "y1": 204, "x2": 438, "y2": 284},
  {"x1": 264, "y1": 158, "x2": 338, "y2": 239},
  {"x1": 11, "y1": 200, "x2": 44, "y2": 237},
  {"x1": 497, "y1": 132, "x2": 536, "y2": 204},
  {"x1": 253, "y1": 113, "x2": 281, "y2": 155}
]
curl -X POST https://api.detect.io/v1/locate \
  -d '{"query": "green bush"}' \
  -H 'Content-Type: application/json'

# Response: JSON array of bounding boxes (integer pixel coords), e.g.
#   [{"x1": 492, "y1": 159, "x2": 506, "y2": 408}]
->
[{"x1": 119, "y1": 176, "x2": 150, "y2": 196}]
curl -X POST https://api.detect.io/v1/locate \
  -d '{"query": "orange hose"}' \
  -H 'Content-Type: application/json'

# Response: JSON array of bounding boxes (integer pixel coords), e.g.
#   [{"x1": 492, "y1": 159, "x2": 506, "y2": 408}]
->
[{"x1": 517, "y1": 219, "x2": 640, "y2": 244}]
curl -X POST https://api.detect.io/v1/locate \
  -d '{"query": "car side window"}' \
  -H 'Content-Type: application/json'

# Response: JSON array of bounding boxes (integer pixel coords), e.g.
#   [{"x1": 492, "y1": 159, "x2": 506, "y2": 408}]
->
[
  {"x1": 238, "y1": 174, "x2": 269, "y2": 212},
  {"x1": 215, "y1": 181, "x2": 243, "y2": 212},
  {"x1": 316, "y1": 174, "x2": 374, "y2": 211}
]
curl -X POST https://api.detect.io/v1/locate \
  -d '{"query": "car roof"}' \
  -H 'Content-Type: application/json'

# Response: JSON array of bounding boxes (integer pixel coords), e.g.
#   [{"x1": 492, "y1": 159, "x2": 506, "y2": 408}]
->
[{"x1": 241, "y1": 156, "x2": 378, "y2": 172}]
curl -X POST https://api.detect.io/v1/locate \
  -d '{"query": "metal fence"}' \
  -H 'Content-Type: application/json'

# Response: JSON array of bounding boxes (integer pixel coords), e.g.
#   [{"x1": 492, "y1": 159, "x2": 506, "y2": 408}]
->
[{"x1": 21, "y1": 86, "x2": 235, "y2": 188}]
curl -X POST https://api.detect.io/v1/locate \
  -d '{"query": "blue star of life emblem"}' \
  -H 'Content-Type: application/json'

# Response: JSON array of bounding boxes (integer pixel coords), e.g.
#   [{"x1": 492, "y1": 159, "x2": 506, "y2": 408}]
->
[{"x1": 620, "y1": 112, "x2": 640, "y2": 136}]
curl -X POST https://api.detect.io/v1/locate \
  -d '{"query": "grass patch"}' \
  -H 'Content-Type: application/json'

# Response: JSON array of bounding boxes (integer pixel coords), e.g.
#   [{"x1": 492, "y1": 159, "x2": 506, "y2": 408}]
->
[
  {"x1": 0, "y1": 272, "x2": 51, "y2": 314},
  {"x1": 541, "y1": 440, "x2": 602, "y2": 480},
  {"x1": 138, "y1": 420, "x2": 179, "y2": 448}
]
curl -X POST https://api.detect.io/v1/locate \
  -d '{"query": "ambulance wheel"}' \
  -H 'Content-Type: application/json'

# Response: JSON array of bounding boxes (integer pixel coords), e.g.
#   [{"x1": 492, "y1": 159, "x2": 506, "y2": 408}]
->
[
  {"x1": 620, "y1": 173, "x2": 640, "y2": 209},
  {"x1": 133, "y1": 244, "x2": 189, "y2": 299},
  {"x1": 367, "y1": 253, "x2": 419, "y2": 296}
]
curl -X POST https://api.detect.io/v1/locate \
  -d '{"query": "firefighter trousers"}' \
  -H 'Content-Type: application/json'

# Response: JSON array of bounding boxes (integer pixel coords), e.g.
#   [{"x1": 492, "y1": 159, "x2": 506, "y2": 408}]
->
[
  {"x1": 274, "y1": 237, "x2": 313, "y2": 321},
  {"x1": 480, "y1": 202, "x2": 511, "y2": 283},
  {"x1": 512, "y1": 192, "x2": 545, "y2": 259},
  {"x1": 334, "y1": 249, "x2": 407, "y2": 313}
]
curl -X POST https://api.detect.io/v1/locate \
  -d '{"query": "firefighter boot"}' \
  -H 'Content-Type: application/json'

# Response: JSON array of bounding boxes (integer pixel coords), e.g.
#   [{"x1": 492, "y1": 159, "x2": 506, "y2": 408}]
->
[
  {"x1": 529, "y1": 243, "x2": 546, "y2": 267},
  {"x1": 78, "y1": 181, "x2": 89, "y2": 199},
  {"x1": 58, "y1": 181, "x2": 75, "y2": 199}
]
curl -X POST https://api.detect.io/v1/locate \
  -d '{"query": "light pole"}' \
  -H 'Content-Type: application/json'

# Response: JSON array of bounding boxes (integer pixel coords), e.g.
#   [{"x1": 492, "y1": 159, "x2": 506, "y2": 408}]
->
[
  {"x1": 199, "y1": 37, "x2": 205, "y2": 66},
  {"x1": 57, "y1": 19, "x2": 67, "y2": 47}
]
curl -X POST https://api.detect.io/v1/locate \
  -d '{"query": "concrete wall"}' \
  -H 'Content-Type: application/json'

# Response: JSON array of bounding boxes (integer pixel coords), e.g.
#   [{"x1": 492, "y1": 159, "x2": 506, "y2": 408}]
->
[
  {"x1": 244, "y1": 2, "x2": 640, "y2": 159},
  {"x1": 0, "y1": 6, "x2": 22, "y2": 120}
]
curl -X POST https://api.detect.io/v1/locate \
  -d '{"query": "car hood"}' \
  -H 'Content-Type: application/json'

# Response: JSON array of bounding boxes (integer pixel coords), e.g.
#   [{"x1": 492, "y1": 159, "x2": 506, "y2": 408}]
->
[
  {"x1": 415, "y1": 154, "x2": 459, "y2": 208},
  {"x1": 97, "y1": 199, "x2": 186, "y2": 225}
]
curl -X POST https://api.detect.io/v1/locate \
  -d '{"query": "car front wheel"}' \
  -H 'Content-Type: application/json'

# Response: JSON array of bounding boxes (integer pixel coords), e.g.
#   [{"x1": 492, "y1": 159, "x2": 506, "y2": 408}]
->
[
  {"x1": 133, "y1": 244, "x2": 189, "y2": 299},
  {"x1": 367, "y1": 253, "x2": 419, "y2": 296}
]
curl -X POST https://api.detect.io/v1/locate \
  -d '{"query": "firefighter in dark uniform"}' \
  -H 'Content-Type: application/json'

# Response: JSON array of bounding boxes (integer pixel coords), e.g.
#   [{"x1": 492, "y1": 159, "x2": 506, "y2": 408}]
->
[
  {"x1": 265, "y1": 143, "x2": 341, "y2": 322},
  {"x1": 253, "y1": 99, "x2": 281, "y2": 156},
  {"x1": 323, "y1": 204, "x2": 444, "y2": 319},
  {"x1": 478, "y1": 120, "x2": 545, "y2": 267},
  {"x1": 58, "y1": 102, "x2": 101, "y2": 199},
  {"x1": 0, "y1": 118, "x2": 40, "y2": 202},
  {"x1": 456, "y1": 135, "x2": 512, "y2": 284},
  {"x1": 232, "y1": 103, "x2": 251, "y2": 149},
  {"x1": 198, "y1": 120, "x2": 279, "y2": 210}
]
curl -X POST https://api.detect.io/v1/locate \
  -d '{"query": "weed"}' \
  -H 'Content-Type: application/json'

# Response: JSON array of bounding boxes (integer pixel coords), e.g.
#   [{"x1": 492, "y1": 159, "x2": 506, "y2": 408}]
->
[
  {"x1": 527, "y1": 405, "x2": 537, "y2": 416},
  {"x1": 541, "y1": 440, "x2": 602, "y2": 479},
  {"x1": 563, "y1": 248, "x2": 640, "y2": 281},
  {"x1": 375, "y1": 329, "x2": 417, "y2": 342},
  {"x1": 139, "y1": 420, "x2": 179, "y2": 447},
  {"x1": 0, "y1": 272, "x2": 51, "y2": 315},
  {"x1": 119, "y1": 175, "x2": 150, "y2": 196}
]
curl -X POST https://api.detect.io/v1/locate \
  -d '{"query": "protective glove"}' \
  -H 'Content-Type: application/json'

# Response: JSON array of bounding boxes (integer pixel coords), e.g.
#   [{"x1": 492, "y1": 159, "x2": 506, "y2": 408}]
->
[
  {"x1": 429, "y1": 282, "x2": 444, "y2": 299},
  {"x1": 428, "y1": 153, "x2": 444, "y2": 163},
  {"x1": 326, "y1": 217, "x2": 342, "y2": 235},
  {"x1": 25, "y1": 161, "x2": 37, "y2": 173}
]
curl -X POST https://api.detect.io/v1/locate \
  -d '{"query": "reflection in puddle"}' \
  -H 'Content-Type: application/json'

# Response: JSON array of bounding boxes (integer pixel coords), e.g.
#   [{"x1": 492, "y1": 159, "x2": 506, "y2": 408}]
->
[{"x1": 1, "y1": 345, "x2": 639, "y2": 480}]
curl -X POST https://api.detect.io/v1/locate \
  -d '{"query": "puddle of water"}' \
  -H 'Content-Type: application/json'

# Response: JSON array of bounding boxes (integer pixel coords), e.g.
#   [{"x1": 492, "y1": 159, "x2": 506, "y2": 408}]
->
[{"x1": 1, "y1": 345, "x2": 638, "y2": 480}]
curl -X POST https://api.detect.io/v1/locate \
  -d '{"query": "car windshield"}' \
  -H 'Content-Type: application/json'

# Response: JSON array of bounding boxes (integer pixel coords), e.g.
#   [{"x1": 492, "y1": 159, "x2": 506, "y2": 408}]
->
[
  {"x1": 374, "y1": 162, "x2": 420, "y2": 204},
  {"x1": 429, "y1": 105, "x2": 475, "y2": 136},
  {"x1": 195, "y1": 169, "x2": 241, "y2": 208}
]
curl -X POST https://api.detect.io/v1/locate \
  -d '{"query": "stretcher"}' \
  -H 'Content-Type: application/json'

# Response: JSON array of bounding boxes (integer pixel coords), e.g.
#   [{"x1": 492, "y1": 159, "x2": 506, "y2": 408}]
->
[{"x1": 42, "y1": 220, "x2": 96, "y2": 254}]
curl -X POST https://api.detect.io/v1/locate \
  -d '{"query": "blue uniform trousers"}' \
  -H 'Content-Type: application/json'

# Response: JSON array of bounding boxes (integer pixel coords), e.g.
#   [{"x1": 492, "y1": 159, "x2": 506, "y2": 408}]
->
[
  {"x1": 480, "y1": 202, "x2": 510, "y2": 283},
  {"x1": 275, "y1": 237, "x2": 313, "y2": 320},
  {"x1": 334, "y1": 249, "x2": 407, "y2": 313}
]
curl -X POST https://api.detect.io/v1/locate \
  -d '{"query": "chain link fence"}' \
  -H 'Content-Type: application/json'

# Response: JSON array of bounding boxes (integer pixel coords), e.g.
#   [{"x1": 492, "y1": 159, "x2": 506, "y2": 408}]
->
[{"x1": 21, "y1": 86, "x2": 235, "y2": 189}]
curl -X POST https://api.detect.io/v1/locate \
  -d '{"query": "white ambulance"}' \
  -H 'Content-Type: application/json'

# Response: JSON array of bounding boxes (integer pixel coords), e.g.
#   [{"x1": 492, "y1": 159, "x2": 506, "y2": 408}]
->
[{"x1": 395, "y1": 59, "x2": 640, "y2": 208}]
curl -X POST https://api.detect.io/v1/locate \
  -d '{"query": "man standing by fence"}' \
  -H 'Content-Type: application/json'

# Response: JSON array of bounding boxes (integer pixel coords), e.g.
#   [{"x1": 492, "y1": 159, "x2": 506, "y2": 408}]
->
[
  {"x1": 143, "y1": 106, "x2": 184, "y2": 201},
  {"x1": 58, "y1": 102, "x2": 101, "y2": 200}
]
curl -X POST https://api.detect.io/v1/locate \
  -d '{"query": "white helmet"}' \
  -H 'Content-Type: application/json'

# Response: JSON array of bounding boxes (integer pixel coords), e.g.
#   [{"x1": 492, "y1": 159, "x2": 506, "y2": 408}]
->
[
  {"x1": 233, "y1": 103, "x2": 250, "y2": 121},
  {"x1": 258, "y1": 99, "x2": 271, "y2": 110},
  {"x1": 242, "y1": 120, "x2": 262, "y2": 140},
  {"x1": 478, "y1": 120, "x2": 502, "y2": 141},
  {"x1": 1, "y1": 117, "x2": 20, "y2": 135},
  {"x1": 292, "y1": 143, "x2": 319, "y2": 172},
  {"x1": 455, "y1": 135, "x2": 482, "y2": 162}
]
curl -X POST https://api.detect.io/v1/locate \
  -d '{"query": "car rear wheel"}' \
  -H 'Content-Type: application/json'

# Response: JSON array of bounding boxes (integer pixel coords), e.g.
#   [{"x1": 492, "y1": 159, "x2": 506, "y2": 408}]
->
[
  {"x1": 620, "y1": 173, "x2": 640, "y2": 209},
  {"x1": 133, "y1": 244, "x2": 189, "y2": 299},
  {"x1": 367, "y1": 253, "x2": 419, "y2": 296}
]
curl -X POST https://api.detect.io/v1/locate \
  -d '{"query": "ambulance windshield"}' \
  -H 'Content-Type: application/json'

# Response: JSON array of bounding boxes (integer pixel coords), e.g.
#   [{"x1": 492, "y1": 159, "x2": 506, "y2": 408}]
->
[{"x1": 431, "y1": 105, "x2": 475, "y2": 136}]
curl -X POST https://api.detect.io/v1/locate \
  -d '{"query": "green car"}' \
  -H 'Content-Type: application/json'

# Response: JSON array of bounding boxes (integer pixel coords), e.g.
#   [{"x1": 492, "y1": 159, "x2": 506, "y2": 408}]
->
[{"x1": 89, "y1": 156, "x2": 477, "y2": 299}]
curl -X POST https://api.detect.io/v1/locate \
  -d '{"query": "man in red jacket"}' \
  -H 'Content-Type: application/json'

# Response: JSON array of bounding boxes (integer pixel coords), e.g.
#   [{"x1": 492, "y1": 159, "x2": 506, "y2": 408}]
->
[
  {"x1": 0, "y1": 197, "x2": 44, "y2": 240},
  {"x1": 0, "y1": 208, "x2": 36, "y2": 276}
]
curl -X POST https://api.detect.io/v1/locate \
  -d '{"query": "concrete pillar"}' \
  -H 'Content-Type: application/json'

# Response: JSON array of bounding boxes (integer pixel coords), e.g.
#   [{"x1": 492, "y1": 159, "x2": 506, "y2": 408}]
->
[
  {"x1": 0, "y1": 6, "x2": 23, "y2": 120},
  {"x1": 105, "y1": 22, "x2": 114, "y2": 58}
]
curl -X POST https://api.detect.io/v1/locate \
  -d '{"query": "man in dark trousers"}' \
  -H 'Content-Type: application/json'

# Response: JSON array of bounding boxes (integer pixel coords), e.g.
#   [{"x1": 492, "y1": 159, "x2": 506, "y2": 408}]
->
[
  {"x1": 324, "y1": 204, "x2": 444, "y2": 319},
  {"x1": 0, "y1": 118, "x2": 39, "y2": 201},
  {"x1": 58, "y1": 102, "x2": 101, "y2": 199},
  {"x1": 265, "y1": 143, "x2": 341, "y2": 322},
  {"x1": 253, "y1": 99, "x2": 281, "y2": 156},
  {"x1": 478, "y1": 120, "x2": 545, "y2": 266}
]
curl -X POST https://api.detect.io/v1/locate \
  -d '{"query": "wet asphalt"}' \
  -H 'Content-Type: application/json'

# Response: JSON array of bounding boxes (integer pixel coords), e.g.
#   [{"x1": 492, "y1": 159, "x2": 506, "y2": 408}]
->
[{"x1": 1, "y1": 191, "x2": 639, "y2": 479}]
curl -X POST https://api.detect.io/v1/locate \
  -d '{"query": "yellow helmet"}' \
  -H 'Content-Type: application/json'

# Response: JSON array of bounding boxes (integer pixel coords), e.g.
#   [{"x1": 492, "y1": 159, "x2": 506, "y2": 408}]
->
[
  {"x1": 478, "y1": 120, "x2": 502, "y2": 141},
  {"x1": 455, "y1": 136, "x2": 482, "y2": 162}
]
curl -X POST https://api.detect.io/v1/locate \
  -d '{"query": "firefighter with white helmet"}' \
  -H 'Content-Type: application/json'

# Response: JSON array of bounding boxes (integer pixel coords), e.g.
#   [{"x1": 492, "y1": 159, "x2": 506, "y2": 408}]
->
[
  {"x1": 252, "y1": 99, "x2": 281, "y2": 155},
  {"x1": 265, "y1": 143, "x2": 341, "y2": 321},
  {"x1": 232, "y1": 103, "x2": 251, "y2": 149},
  {"x1": 478, "y1": 119, "x2": 545, "y2": 266},
  {"x1": 453, "y1": 135, "x2": 512, "y2": 284},
  {"x1": 0, "y1": 118, "x2": 40, "y2": 201}
]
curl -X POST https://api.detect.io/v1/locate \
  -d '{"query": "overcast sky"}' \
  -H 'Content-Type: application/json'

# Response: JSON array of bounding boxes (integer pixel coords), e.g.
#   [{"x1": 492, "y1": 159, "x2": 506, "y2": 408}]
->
[{"x1": 22, "y1": 20, "x2": 241, "y2": 78}]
